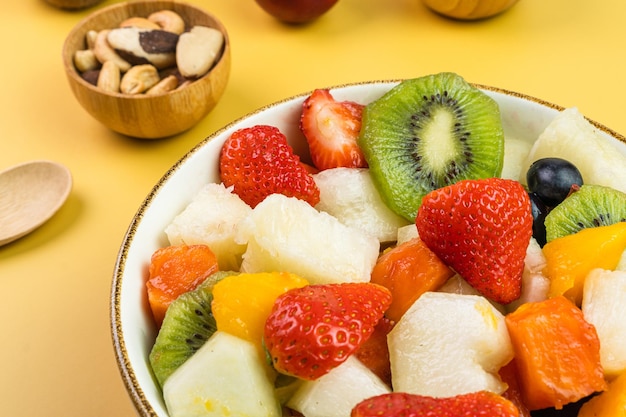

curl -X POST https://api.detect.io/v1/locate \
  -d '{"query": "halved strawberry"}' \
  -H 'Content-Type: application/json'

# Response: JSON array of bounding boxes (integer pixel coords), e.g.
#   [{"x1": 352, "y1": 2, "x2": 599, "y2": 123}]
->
[
  {"x1": 219, "y1": 125, "x2": 320, "y2": 208},
  {"x1": 351, "y1": 391, "x2": 520, "y2": 417},
  {"x1": 415, "y1": 178, "x2": 533, "y2": 304},
  {"x1": 300, "y1": 89, "x2": 367, "y2": 170},
  {"x1": 264, "y1": 282, "x2": 391, "y2": 380}
]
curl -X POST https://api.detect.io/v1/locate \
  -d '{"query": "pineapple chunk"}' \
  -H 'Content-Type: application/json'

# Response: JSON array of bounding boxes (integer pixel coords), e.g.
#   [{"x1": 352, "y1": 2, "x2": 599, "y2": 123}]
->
[
  {"x1": 582, "y1": 268, "x2": 626, "y2": 377},
  {"x1": 165, "y1": 183, "x2": 251, "y2": 270},
  {"x1": 235, "y1": 194, "x2": 380, "y2": 284},
  {"x1": 313, "y1": 167, "x2": 410, "y2": 243},
  {"x1": 388, "y1": 292, "x2": 513, "y2": 397},
  {"x1": 287, "y1": 355, "x2": 390, "y2": 417},
  {"x1": 163, "y1": 331, "x2": 281, "y2": 417}
]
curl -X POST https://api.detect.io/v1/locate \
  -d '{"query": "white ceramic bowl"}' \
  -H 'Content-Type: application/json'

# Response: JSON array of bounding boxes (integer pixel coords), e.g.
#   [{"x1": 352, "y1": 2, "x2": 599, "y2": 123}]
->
[{"x1": 111, "y1": 80, "x2": 626, "y2": 416}]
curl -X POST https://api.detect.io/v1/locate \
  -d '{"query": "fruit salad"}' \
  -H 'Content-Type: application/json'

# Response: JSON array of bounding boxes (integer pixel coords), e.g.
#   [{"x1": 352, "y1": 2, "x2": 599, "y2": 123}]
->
[{"x1": 144, "y1": 72, "x2": 626, "y2": 417}]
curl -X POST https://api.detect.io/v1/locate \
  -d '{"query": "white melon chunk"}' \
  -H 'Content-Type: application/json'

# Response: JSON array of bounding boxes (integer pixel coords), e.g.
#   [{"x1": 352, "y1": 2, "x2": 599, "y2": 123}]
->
[
  {"x1": 235, "y1": 194, "x2": 380, "y2": 284},
  {"x1": 617, "y1": 249, "x2": 626, "y2": 271},
  {"x1": 313, "y1": 168, "x2": 411, "y2": 243},
  {"x1": 163, "y1": 331, "x2": 281, "y2": 417},
  {"x1": 438, "y1": 275, "x2": 506, "y2": 314},
  {"x1": 582, "y1": 268, "x2": 626, "y2": 377},
  {"x1": 388, "y1": 292, "x2": 513, "y2": 397},
  {"x1": 520, "y1": 107, "x2": 626, "y2": 193},
  {"x1": 501, "y1": 136, "x2": 532, "y2": 181},
  {"x1": 165, "y1": 183, "x2": 252, "y2": 271},
  {"x1": 506, "y1": 237, "x2": 550, "y2": 312},
  {"x1": 437, "y1": 274, "x2": 482, "y2": 296},
  {"x1": 287, "y1": 355, "x2": 390, "y2": 417},
  {"x1": 396, "y1": 224, "x2": 419, "y2": 245}
]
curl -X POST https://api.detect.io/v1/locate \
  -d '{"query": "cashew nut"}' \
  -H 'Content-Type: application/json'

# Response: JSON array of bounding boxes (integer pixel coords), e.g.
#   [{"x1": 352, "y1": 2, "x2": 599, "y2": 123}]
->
[
  {"x1": 97, "y1": 60, "x2": 121, "y2": 93},
  {"x1": 85, "y1": 30, "x2": 98, "y2": 50},
  {"x1": 145, "y1": 74, "x2": 179, "y2": 95},
  {"x1": 147, "y1": 10, "x2": 186, "y2": 35},
  {"x1": 73, "y1": 49, "x2": 100, "y2": 72},
  {"x1": 119, "y1": 17, "x2": 161, "y2": 30},
  {"x1": 120, "y1": 64, "x2": 160, "y2": 94},
  {"x1": 93, "y1": 30, "x2": 131, "y2": 72},
  {"x1": 176, "y1": 26, "x2": 224, "y2": 79}
]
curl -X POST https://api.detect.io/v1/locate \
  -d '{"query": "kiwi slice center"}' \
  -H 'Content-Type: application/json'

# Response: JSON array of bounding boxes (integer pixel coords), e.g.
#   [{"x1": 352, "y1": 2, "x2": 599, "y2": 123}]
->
[{"x1": 419, "y1": 104, "x2": 464, "y2": 175}]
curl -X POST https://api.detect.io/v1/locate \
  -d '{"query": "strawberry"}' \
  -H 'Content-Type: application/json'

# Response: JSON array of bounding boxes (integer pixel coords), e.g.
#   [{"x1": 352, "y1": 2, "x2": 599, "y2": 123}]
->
[
  {"x1": 300, "y1": 89, "x2": 367, "y2": 170},
  {"x1": 351, "y1": 391, "x2": 520, "y2": 417},
  {"x1": 415, "y1": 178, "x2": 533, "y2": 304},
  {"x1": 219, "y1": 125, "x2": 320, "y2": 208},
  {"x1": 263, "y1": 282, "x2": 391, "y2": 380}
]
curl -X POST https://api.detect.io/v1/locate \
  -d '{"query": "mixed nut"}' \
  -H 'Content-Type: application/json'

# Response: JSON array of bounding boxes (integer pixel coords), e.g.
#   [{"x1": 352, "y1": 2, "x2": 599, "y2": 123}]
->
[{"x1": 74, "y1": 9, "x2": 225, "y2": 95}]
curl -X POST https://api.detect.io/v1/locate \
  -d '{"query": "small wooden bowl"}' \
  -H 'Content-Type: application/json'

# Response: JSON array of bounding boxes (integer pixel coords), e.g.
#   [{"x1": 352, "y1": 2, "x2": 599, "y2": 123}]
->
[
  {"x1": 421, "y1": 0, "x2": 519, "y2": 20},
  {"x1": 44, "y1": 0, "x2": 104, "y2": 10},
  {"x1": 62, "y1": 0, "x2": 231, "y2": 139}
]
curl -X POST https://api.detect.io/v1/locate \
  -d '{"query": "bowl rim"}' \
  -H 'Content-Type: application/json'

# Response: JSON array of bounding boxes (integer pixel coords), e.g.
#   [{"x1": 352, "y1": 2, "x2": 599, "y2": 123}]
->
[
  {"x1": 62, "y1": 0, "x2": 230, "y2": 100},
  {"x1": 110, "y1": 79, "x2": 626, "y2": 416}
]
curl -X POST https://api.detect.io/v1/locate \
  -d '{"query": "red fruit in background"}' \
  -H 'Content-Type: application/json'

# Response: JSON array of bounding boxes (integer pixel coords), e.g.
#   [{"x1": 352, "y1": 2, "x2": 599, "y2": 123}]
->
[
  {"x1": 219, "y1": 124, "x2": 320, "y2": 208},
  {"x1": 415, "y1": 178, "x2": 533, "y2": 304},
  {"x1": 300, "y1": 88, "x2": 367, "y2": 170},
  {"x1": 254, "y1": 0, "x2": 339, "y2": 24},
  {"x1": 351, "y1": 391, "x2": 519, "y2": 417},
  {"x1": 264, "y1": 282, "x2": 391, "y2": 380}
]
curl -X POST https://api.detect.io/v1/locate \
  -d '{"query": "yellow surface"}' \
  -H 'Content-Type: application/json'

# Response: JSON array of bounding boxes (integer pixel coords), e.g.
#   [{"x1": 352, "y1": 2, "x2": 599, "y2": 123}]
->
[{"x1": 1, "y1": 0, "x2": 625, "y2": 415}]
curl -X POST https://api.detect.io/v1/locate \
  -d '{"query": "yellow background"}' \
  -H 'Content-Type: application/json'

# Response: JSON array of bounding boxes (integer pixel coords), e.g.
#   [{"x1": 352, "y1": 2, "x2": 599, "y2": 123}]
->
[{"x1": 1, "y1": 0, "x2": 625, "y2": 415}]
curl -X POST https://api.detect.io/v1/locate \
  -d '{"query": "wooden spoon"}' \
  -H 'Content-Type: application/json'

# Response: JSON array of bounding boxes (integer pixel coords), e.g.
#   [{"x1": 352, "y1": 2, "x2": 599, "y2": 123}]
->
[{"x1": 0, "y1": 161, "x2": 72, "y2": 246}]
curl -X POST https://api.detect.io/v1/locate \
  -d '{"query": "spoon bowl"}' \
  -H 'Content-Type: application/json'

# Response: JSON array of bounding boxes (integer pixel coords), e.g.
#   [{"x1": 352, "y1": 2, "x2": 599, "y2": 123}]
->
[{"x1": 0, "y1": 160, "x2": 73, "y2": 246}]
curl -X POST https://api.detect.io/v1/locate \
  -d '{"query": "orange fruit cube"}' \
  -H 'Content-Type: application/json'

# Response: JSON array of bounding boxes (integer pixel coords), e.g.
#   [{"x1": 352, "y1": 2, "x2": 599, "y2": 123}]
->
[
  {"x1": 543, "y1": 222, "x2": 626, "y2": 305},
  {"x1": 505, "y1": 296, "x2": 607, "y2": 410},
  {"x1": 146, "y1": 244, "x2": 219, "y2": 327},
  {"x1": 370, "y1": 238, "x2": 454, "y2": 322},
  {"x1": 211, "y1": 271, "x2": 309, "y2": 360}
]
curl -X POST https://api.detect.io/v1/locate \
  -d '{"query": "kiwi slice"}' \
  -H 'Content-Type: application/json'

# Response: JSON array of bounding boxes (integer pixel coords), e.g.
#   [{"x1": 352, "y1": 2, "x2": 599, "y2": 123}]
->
[
  {"x1": 545, "y1": 184, "x2": 626, "y2": 242},
  {"x1": 358, "y1": 72, "x2": 505, "y2": 221},
  {"x1": 149, "y1": 270, "x2": 237, "y2": 388}
]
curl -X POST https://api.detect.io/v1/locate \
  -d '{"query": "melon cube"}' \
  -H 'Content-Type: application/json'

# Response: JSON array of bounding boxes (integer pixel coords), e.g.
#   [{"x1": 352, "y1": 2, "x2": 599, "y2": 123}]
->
[
  {"x1": 388, "y1": 292, "x2": 513, "y2": 397},
  {"x1": 163, "y1": 331, "x2": 280, "y2": 417},
  {"x1": 235, "y1": 194, "x2": 380, "y2": 284},
  {"x1": 313, "y1": 167, "x2": 410, "y2": 243},
  {"x1": 286, "y1": 355, "x2": 390, "y2": 417},
  {"x1": 165, "y1": 183, "x2": 251, "y2": 271},
  {"x1": 582, "y1": 268, "x2": 626, "y2": 377}
]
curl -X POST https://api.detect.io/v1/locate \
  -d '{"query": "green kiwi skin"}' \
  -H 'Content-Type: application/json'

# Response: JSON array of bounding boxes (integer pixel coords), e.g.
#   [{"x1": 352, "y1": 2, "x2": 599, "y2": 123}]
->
[
  {"x1": 358, "y1": 72, "x2": 505, "y2": 221},
  {"x1": 545, "y1": 184, "x2": 626, "y2": 242},
  {"x1": 148, "y1": 270, "x2": 237, "y2": 388}
]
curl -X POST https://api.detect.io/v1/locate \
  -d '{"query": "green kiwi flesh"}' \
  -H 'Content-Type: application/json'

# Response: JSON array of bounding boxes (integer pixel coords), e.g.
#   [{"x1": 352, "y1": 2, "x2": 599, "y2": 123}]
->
[
  {"x1": 545, "y1": 184, "x2": 626, "y2": 242},
  {"x1": 358, "y1": 72, "x2": 505, "y2": 221},
  {"x1": 149, "y1": 270, "x2": 237, "y2": 388}
]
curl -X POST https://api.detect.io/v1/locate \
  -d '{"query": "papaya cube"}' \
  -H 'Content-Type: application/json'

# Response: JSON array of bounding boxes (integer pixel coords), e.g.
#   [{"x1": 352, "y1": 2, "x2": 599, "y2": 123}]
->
[{"x1": 505, "y1": 296, "x2": 607, "y2": 410}]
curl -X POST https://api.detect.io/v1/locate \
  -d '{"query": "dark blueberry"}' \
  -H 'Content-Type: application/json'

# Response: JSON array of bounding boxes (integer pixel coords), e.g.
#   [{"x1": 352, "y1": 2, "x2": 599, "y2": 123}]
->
[
  {"x1": 526, "y1": 157, "x2": 584, "y2": 207},
  {"x1": 529, "y1": 192, "x2": 549, "y2": 247}
]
